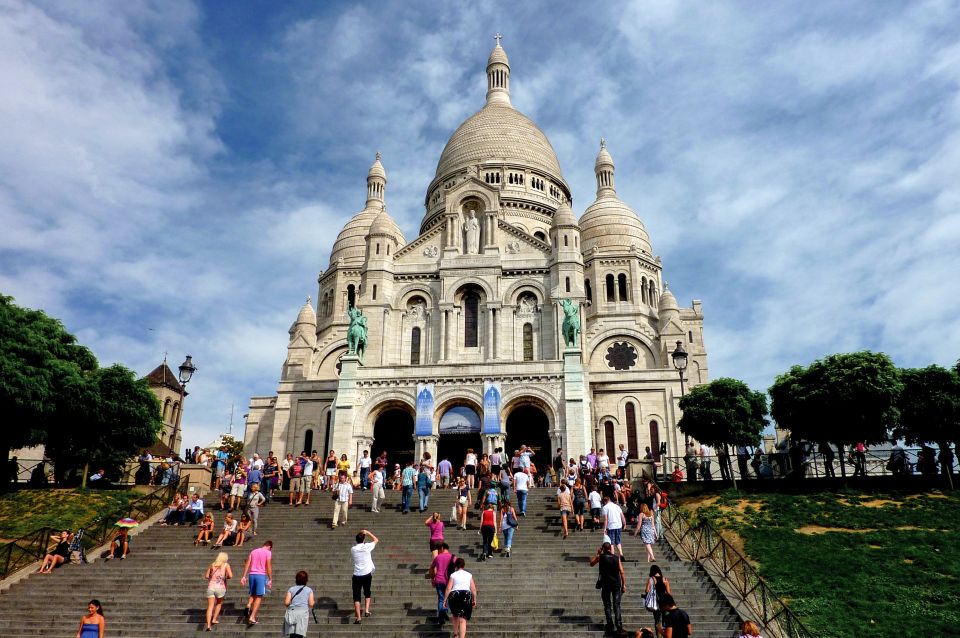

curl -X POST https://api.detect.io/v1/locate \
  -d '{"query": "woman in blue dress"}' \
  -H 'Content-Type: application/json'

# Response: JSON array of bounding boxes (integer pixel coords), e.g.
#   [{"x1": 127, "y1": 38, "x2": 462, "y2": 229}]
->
[
  {"x1": 632, "y1": 503, "x2": 658, "y2": 562},
  {"x1": 75, "y1": 599, "x2": 104, "y2": 638}
]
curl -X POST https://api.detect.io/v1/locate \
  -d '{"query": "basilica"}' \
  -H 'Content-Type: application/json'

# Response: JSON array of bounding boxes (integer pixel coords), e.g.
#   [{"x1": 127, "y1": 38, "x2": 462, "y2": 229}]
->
[{"x1": 243, "y1": 41, "x2": 708, "y2": 472}]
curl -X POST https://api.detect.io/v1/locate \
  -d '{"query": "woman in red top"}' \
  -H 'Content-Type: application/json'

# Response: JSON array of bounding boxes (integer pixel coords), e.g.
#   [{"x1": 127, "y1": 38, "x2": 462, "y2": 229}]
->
[{"x1": 478, "y1": 502, "x2": 496, "y2": 561}]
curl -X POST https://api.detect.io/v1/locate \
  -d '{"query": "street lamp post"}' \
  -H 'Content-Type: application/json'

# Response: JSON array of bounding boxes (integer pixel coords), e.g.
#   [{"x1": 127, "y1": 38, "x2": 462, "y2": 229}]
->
[
  {"x1": 671, "y1": 340, "x2": 689, "y2": 445},
  {"x1": 174, "y1": 355, "x2": 197, "y2": 458}
]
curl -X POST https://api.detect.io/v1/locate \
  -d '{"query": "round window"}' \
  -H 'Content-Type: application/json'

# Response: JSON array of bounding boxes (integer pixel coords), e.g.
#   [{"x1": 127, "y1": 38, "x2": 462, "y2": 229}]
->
[{"x1": 605, "y1": 341, "x2": 638, "y2": 370}]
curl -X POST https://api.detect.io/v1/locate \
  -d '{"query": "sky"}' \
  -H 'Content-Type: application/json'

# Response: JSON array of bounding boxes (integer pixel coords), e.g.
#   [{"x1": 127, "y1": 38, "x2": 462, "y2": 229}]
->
[{"x1": 2, "y1": 0, "x2": 959, "y2": 448}]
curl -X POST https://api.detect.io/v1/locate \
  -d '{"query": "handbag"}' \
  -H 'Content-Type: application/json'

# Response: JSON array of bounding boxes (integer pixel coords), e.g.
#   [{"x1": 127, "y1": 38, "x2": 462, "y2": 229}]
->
[
  {"x1": 506, "y1": 510, "x2": 519, "y2": 528},
  {"x1": 644, "y1": 578, "x2": 659, "y2": 612},
  {"x1": 491, "y1": 532, "x2": 499, "y2": 551}
]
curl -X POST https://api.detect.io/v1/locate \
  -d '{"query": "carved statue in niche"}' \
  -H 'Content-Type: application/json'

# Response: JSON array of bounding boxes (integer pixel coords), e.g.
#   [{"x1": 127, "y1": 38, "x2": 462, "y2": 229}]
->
[
  {"x1": 407, "y1": 298, "x2": 427, "y2": 321},
  {"x1": 517, "y1": 293, "x2": 537, "y2": 317},
  {"x1": 464, "y1": 211, "x2": 481, "y2": 254}
]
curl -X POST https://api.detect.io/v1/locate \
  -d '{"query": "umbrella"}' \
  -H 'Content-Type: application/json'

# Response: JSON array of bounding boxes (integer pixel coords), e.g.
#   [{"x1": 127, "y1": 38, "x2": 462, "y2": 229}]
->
[{"x1": 115, "y1": 518, "x2": 139, "y2": 528}]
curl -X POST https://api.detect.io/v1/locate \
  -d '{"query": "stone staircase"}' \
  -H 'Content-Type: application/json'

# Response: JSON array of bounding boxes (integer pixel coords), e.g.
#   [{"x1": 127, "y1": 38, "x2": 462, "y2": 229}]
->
[{"x1": 0, "y1": 488, "x2": 741, "y2": 636}]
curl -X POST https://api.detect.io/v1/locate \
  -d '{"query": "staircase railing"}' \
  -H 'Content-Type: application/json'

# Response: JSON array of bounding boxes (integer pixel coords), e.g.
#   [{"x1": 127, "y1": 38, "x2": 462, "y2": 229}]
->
[
  {"x1": 661, "y1": 500, "x2": 814, "y2": 638},
  {"x1": 0, "y1": 479, "x2": 183, "y2": 580}
]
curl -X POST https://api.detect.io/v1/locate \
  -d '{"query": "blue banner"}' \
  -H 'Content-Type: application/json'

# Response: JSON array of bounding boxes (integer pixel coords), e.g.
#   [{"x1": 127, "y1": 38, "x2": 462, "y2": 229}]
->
[
  {"x1": 415, "y1": 383, "x2": 434, "y2": 436},
  {"x1": 482, "y1": 381, "x2": 501, "y2": 434}
]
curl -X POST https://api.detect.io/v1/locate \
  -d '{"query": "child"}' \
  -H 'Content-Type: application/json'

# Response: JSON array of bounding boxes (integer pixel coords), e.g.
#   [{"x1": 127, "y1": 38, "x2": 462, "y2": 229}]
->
[{"x1": 392, "y1": 464, "x2": 402, "y2": 491}]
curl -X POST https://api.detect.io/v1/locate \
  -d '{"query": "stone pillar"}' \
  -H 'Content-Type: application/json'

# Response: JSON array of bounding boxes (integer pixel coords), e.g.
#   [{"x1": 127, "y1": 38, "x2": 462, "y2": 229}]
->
[
  {"x1": 562, "y1": 347, "x2": 592, "y2": 458},
  {"x1": 483, "y1": 210, "x2": 498, "y2": 254},
  {"x1": 484, "y1": 434, "x2": 505, "y2": 456},
  {"x1": 439, "y1": 310, "x2": 447, "y2": 361},
  {"x1": 416, "y1": 435, "x2": 439, "y2": 463},
  {"x1": 487, "y1": 308, "x2": 495, "y2": 358},
  {"x1": 331, "y1": 355, "x2": 361, "y2": 462}
]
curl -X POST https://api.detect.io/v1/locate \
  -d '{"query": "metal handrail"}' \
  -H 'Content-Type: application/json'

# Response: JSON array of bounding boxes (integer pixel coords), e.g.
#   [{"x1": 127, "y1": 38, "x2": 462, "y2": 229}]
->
[
  {"x1": 661, "y1": 500, "x2": 814, "y2": 638},
  {"x1": 0, "y1": 479, "x2": 183, "y2": 580}
]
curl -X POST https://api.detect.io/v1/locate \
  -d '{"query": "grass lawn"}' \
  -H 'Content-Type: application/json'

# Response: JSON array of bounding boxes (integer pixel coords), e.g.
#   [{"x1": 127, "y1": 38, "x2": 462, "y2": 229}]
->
[
  {"x1": 689, "y1": 488, "x2": 960, "y2": 638},
  {"x1": 0, "y1": 488, "x2": 139, "y2": 541}
]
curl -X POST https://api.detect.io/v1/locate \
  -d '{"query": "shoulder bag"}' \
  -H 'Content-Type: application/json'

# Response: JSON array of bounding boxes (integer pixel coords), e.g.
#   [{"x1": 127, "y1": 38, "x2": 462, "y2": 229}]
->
[{"x1": 644, "y1": 577, "x2": 659, "y2": 612}]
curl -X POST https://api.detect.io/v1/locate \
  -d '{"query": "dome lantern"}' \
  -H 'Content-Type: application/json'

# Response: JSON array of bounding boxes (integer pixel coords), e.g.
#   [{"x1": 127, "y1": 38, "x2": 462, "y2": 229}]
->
[
  {"x1": 595, "y1": 138, "x2": 615, "y2": 198},
  {"x1": 486, "y1": 33, "x2": 511, "y2": 106},
  {"x1": 366, "y1": 151, "x2": 386, "y2": 207}
]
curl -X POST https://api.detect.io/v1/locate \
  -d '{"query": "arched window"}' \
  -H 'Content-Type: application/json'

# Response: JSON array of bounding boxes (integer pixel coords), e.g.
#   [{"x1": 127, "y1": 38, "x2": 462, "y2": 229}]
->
[
  {"x1": 648, "y1": 281, "x2": 656, "y2": 306},
  {"x1": 565, "y1": 277, "x2": 571, "y2": 293},
  {"x1": 162, "y1": 398, "x2": 171, "y2": 420},
  {"x1": 585, "y1": 279, "x2": 592, "y2": 302},
  {"x1": 604, "y1": 420, "x2": 616, "y2": 457},
  {"x1": 618, "y1": 274, "x2": 628, "y2": 301},
  {"x1": 304, "y1": 429, "x2": 313, "y2": 454},
  {"x1": 464, "y1": 291, "x2": 480, "y2": 348},
  {"x1": 564, "y1": 235, "x2": 569, "y2": 247},
  {"x1": 641, "y1": 277, "x2": 648, "y2": 304},
  {"x1": 606, "y1": 274, "x2": 615, "y2": 302},
  {"x1": 347, "y1": 284, "x2": 356, "y2": 309},
  {"x1": 523, "y1": 323, "x2": 534, "y2": 361},
  {"x1": 171, "y1": 401, "x2": 180, "y2": 425},
  {"x1": 625, "y1": 402, "x2": 639, "y2": 459},
  {"x1": 410, "y1": 327, "x2": 421, "y2": 365},
  {"x1": 649, "y1": 420, "x2": 661, "y2": 461},
  {"x1": 689, "y1": 330, "x2": 694, "y2": 343},
  {"x1": 375, "y1": 243, "x2": 380, "y2": 255},
  {"x1": 372, "y1": 284, "x2": 377, "y2": 301},
  {"x1": 534, "y1": 231, "x2": 546, "y2": 242}
]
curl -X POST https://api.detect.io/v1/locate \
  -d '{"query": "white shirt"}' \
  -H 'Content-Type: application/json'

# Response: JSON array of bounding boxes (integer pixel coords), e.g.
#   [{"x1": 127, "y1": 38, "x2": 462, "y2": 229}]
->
[
  {"x1": 617, "y1": 450, "x2": 628, "y2": 467},
  {"x1": 602, "y1": 502, "x2": 624, "y2": 530},
  {"x1": 351, "y1": 542, "x2": 375, "y2": 576},
  {"x1": 449, "y1": 569, "x2": 473, "y2": 592},
  {"x1": 588, "y1": 490, "x2": 603, "y2": 509},
  {"x1": 370, "y1": 469, "x2": 382, "y2": 486},
  {"x1": 281, "y1": 459, "x2": 293, "y2": 472},
  {"x1": 520, "y1": 451, "x2": 532, "y2": 469},
  {"x1": 302, "y1": 460, "x2": 314, "y2": 476},
  {"x1": 514, "y1": 471, "x2": 530, "y2": 492},
  {"x1": 465, "y1": 453, "x2": 477, "y2": 466},
  {"x1": 359, "y1": 456, "x2": 372, "y2": 469},
  {"x1": 337, "y1": 482, "x2": 353, "y2": 502},
  {"x1": 597, "y1": 454, "x2": 610, "y2": 469},
  {"x1": 700, "y1": 444, "x2": 713, "y2": 458},
  {"x1": 251, "y1": 458, "x2": 264, "y2": 470}
]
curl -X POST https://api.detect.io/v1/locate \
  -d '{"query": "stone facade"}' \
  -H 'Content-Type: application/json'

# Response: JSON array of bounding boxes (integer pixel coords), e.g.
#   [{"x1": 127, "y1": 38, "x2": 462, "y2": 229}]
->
[{"x1": 243, "y1": 42, "x2": 708, "y2": 470}]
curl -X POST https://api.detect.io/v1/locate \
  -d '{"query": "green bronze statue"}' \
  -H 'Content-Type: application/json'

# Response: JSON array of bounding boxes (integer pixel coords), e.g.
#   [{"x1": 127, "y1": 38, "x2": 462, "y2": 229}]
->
[
  {"x1": 560, "y1": 298, "x2": 581, "y2": 348},
  {"x1": 346, "y1": 306, "x2": 368, "y2": 362}
]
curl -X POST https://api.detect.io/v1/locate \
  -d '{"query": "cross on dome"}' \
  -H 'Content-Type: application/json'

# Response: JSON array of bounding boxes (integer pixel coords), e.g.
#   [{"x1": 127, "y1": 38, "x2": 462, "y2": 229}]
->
[
  {"x1": 600, "y1": 137, "x2": 606, "y2": 148},
  {"x1": 494, "y1": 32, "x2": 502, "y2": 46}
]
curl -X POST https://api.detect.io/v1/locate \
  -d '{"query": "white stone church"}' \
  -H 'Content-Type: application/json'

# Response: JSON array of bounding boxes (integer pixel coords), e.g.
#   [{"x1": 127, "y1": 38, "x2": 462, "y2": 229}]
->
[{"x1": 243, "y1": 41, "x2": 708, "y2": 472}]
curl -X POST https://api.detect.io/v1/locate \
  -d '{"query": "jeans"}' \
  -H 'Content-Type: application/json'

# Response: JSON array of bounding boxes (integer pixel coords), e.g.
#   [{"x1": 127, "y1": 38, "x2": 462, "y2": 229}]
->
[
  {"x1": 402, "y1": 485, "x2": 412, "y2": 512},
  {"x1": 360, "y1": 467, "x2": 369, "y2": 489},
  {"x1": 500, "y1": 486, "x2": 512, "y2": 504},
  {"x1": 601, "y1": 586, "x2": 623, "y2": 627},
  {"x1": 517, "y1": 489, "x2": 528, "y2": 514},
  {"x1": 418, "y1": 487, "x2": 430, "y2": 511},
  {"x1": 502, "y1": 526, "x2": 515, "y2": 549},
  {"x1": 435, "y1": 583, "x2": 448, "y2": 616},
  {"x1": 481, "y1": 525, "x2": 495, "y2": 556}
]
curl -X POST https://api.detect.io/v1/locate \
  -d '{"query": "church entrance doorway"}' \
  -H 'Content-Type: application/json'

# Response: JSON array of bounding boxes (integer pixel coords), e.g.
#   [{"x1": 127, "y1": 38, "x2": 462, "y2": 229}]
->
[
  {"x1": 505, "y1": 404, "x2": 551, "y2": 475},
  {"x1": 372, "y1": 408, "x2": 415, "y2": 470},
  {"x1": 436, "y1": 405, "x2": 482, "y2": 476}
]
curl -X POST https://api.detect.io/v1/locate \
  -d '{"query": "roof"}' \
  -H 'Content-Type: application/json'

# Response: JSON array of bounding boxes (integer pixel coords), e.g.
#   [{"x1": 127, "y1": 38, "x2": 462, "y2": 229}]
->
[{"x1": 144, "y1": 363, "x2": 184, "y2": 393}]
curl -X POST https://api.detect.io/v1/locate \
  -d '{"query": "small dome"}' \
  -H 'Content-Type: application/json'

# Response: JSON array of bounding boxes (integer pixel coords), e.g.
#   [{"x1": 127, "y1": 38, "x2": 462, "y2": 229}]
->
[
  {"x1": 296, "y1": 297, "x2": 316, "y2": 325},
  {"x1": 369, "y1": 206, "x2": 405, "y2": 243},
  {"x1": 329, "y1": 207, "x2": 378, "y2": 266},
  {"x1": 488, "y1": 43, "x2": 509, "y2": 67},
  {"x1": 553, "y1": 199, "x2": 578, "y2": 227},
  {"x1": 368, "y1": 152, "x2": 386, "y2": 180},
  {"x1": 579, "y1": 196, "x2": 652, "y2": 254},
  {"x1": 658, "y1": 285, "x2": 679, "y2": 313},
  {"x1": 595, "y1": 139, "x2": 614, "y2": 170}
]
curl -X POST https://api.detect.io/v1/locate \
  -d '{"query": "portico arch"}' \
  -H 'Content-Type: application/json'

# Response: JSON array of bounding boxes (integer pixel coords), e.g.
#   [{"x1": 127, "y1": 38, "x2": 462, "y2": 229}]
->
[
  {"x1": 370, "y1": 400, "x2": 416, "y2": 470},
  {"x1": 435, "y1": 400, "x2": 483, "y2": 473},
  {"x1": 502, "y1": 397, "x2": 554, "y2": 473}
]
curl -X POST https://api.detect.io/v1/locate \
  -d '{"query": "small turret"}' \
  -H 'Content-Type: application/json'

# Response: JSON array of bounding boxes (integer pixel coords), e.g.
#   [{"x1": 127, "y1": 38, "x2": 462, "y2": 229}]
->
[
  {"x1": 366, "y1": 152, "x2": 386, "y2": 207},
  {"x1": 486, "y1": 33, "x2": 511, "y2": 106}
]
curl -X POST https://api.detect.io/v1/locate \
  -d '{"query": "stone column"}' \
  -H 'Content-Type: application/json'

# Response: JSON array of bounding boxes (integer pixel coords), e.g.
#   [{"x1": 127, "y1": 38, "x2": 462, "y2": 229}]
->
[
  {"x1": 483, "y1": 210, "x2": 498, "y2": 254},
  {"x1": 562, "y1": 348, "x2": 592, "y2": 458},
  {"x1": 487, "y1": 308, "x2": 495, "y2": 358},
  {"x1": 416, "y1": 435, "x2": 439, "y2": 464},
  {"x1": 331, "y1": 355, "x2": 361, "y2": 460},
  {"x1": 439, "y1": 310, "x2": 447, "y2": 361}
]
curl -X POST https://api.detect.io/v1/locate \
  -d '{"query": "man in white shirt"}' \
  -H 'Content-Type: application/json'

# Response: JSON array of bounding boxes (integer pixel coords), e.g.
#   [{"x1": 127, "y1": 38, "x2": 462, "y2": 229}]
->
[
  {"x1": 699, "y1": 443, "x2": 713, "y2": 481},
  {"x1": 280, "y1": 453, "x2": 294, "y2": 491},
  {"x1": 358, "y1": 450, "x2": 372, "y2": 490},
  {"x1": 616, "y1": 444, "x2": 628, "y2": 478},
  {"x1": 302, "y1": 454, "x2": 314, "y2": 505},
  {"x1": 601, "y1": 495, "x2": 626, "y2": 558},
  {"x1": 370, "y1": 466, "x2": 385, "y2": 513},
  {"x1": 250, "y1": 454, "x2": 264, "y2": 471},
  {"x1": 513, "y1": 468, "x2": 531, "y2": 516},
  {"x1": 331, "y1": 473, "x2": 353, "y2": 529},
  {"x1": 588, "y1": 488, "x2": 603, "y2": 531},
  {"x1": 350, "y1": 529, "x2": 379, "y2": 624}
]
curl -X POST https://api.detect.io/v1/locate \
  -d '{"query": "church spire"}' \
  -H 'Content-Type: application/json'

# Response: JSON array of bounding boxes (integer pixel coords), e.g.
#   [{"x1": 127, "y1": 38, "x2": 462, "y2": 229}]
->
[
  {"x1": 366, "y1": 151, "x2": 386, "y2": 207},
  {"x1": 594, "y1": 138, "x2": 615, "y2": 197},
  {"x1": 486, "y1": 33, "x2": 511, "y2": 106}
]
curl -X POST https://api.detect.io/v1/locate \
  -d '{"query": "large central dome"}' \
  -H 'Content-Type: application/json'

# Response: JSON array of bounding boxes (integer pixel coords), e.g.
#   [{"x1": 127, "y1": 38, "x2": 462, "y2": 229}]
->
[{"x1": 434, "y1": 102, "x2": 564, "y2": 180}]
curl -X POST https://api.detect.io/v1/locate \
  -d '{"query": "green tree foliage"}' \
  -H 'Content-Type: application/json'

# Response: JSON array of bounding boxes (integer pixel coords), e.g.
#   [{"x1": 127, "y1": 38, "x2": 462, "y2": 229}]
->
[
  {"x1": 770, "y1": 351, "x2": 902, "y2": 476},
  {"x1": 46, "y1": 365, "x2": 161, "y2": 482},
  {"x1": 678, "y1": 377, "x2": 768, "y2": 448},
  {"x1": 0, "y1": 295, "x2": 97, "y2": 459},
  {"x1": 896, "y1": 365, "x2": 960, "y2": 477}
]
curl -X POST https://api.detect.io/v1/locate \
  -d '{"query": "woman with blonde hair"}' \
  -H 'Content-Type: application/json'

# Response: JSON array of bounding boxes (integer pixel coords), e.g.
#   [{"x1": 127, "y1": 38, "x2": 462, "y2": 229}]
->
[
  {"x1": 194, "y1": 513, "x2": 214, "y2": 545},
  {"x1": 633, "y1": 502, "x2": 658, "y2": 562},
  {"x1": 455, "y1": 477, "x2": 470, "y2": 530},
  {"x1": 203, "y1": 552, "x2": 232, "y2": 631},
  {"x1": 738, "y1": 620, "x2": 763, "y2": 637}
]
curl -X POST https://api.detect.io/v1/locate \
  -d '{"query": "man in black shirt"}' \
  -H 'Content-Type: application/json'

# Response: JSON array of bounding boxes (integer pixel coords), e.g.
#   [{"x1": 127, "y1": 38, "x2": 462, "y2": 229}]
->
[
  {"x1": 589, "y1": 542, "x2": 626, "y2": 634},
  {"x1": 660, "y1": 593, "x2": 692, "y2": 638}
]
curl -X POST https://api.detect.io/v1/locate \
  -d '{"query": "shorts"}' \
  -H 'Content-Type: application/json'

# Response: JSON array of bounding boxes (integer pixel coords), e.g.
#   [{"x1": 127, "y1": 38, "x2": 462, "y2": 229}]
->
[
  {"x1": 248, "y1": 573, "x2": 267, "y2": 597},
  {"x1": 230, "y1": 483, "x2": 245, "y2": 497},
  {"x1": 607, "y1": 528, "x2": 623, "y2": 546},
  {"x1": 560, "y1": 508, "x2": 571, "y2": 517},
  {"x1": 458, "y1": 496, "x2": 468, "y2": 506},
  {"x1": 326, "y1": 468, "x2": 336, "y2": 477},
  {"x1": 491, "y1": 465, "x2": 501, "y2": 475},
  {"x1": 290, "y1": 476, "x2": 303, "y2": 492},
  {"x1": 574, "y1": 500, "x2": 586, "y2": 515},
  {"x1": 430, "y1": 540, "x2": 444, "y2": 552},
  {"x1": 352, "y1": 573, "x2": 372, "y2": 602},
  {"x1": 205, "y1": 586, "x2": 226, "y2": 599},
  {"x1": 465, "y1": 465, "x2": 476, "y2": 476},
  {"x1": 591, "y1": 507, "x2": 602, "y2": 519},
  {"x1": 448, "y1": 590, "x2": 473, "y2": 619},
  {"x1": 303, "y1": 475, "x2": 313, "y2": 488}
]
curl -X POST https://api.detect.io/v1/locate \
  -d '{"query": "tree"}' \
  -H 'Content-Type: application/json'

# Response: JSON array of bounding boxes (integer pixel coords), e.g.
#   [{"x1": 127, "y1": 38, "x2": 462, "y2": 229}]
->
[
  {"x1": 45, "y1": 365, "x2": 162, "y2": 484},
  {"x1": 895, "y1": 365, "x2": 960, "y2": 486},
  {"x1": 770, "y1": 351, "x2": 902, "y2": 477},
  {"x1": 678, "y1": 377, "x2": 768, "y2": 489},
  {"x1": 0, "y1": 295, "x2": 97, "y2": 466}
]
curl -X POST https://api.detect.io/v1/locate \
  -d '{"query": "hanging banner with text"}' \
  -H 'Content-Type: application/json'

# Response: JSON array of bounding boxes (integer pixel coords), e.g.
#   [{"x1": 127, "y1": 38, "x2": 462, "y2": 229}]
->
[
  {"x1": 415, "y1": 383, "x2": 435, "y2": 437},
  {"x1": 482, "y1": 381, "x2": 502, "y2": 435}
]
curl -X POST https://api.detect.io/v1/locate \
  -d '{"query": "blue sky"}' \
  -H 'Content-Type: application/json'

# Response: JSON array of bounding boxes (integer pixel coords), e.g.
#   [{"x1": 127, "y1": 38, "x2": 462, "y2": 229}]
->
[{"x1": 2, "y1": 1, "x2": 959, "y2": 448}]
